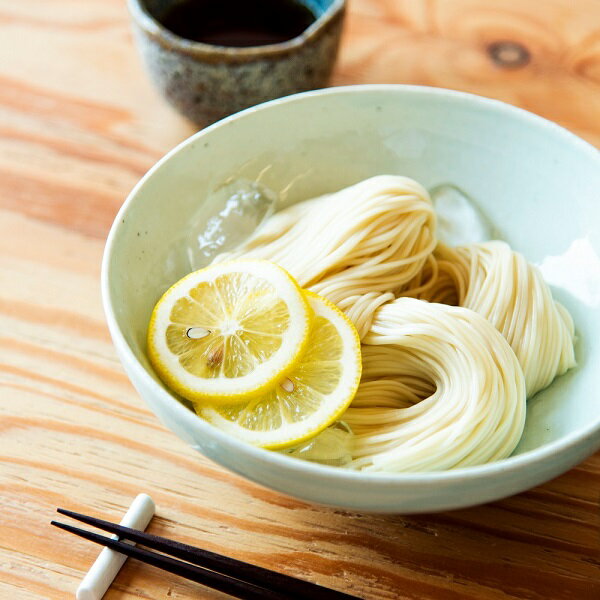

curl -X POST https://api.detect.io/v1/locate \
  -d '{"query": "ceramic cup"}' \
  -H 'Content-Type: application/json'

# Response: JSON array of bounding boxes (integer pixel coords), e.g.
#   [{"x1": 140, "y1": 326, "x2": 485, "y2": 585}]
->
[{"x1": 128, "y1": 0, "x2": 346, "y2": 125}]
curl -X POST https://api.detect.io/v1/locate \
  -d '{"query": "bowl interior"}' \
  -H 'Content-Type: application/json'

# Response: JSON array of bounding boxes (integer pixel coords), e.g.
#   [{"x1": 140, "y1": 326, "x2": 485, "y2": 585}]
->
[{"x1": 105, "y1": 86, "x2": 600, "y2": 463}]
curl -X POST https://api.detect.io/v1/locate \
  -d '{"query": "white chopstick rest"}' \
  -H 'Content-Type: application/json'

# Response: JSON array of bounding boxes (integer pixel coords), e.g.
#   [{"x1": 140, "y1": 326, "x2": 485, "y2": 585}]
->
[{"x1": 76, "y1": 493, "x2": 156, "y2": 600}]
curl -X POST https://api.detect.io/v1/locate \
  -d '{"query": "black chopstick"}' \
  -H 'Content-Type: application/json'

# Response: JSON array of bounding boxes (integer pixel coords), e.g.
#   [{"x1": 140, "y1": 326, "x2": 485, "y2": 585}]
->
[
  {"x1": 52, "y1": 509, "x2": 360, "y2": 600},
  {"x1": 51, "y1": 520, "x2": 285, "y2": 600}
]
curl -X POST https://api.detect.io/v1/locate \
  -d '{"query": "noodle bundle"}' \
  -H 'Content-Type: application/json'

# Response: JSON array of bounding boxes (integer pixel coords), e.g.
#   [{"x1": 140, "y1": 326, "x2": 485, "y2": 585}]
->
[
  {"x1": 209, "y1": 176, "x2": 577, "y2": 471},
  {"x1": 407, "y1": 241, "x2": 576, "y2": 396},
  {"x1": 214, "y1": 175, "x2": 436, "y2": 338},
  {"x1": 345, "y1": 298, "x2": 527, "y2": 472}
]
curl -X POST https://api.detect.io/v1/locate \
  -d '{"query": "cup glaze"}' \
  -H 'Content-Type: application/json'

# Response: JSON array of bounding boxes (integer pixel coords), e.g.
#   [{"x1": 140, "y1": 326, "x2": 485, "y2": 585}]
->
[{"x1": 128, "y1": 0, "x2": 346, "y2": 125}]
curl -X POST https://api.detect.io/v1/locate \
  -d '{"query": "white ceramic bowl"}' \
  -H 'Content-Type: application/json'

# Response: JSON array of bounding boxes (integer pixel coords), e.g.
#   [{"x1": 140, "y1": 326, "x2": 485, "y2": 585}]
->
[{"x1": 102, "y1": 85, "x2": 600, "y2": 513}]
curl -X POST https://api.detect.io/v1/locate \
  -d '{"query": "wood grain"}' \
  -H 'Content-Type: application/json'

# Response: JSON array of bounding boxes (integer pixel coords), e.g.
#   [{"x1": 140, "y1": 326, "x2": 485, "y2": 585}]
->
[{"x1": 0, "y1": 1, "x2": 599, "y2": 599}]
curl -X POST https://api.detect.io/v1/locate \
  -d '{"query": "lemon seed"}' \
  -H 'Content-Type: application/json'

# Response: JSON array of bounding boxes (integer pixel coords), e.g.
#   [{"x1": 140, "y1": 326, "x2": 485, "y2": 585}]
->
[
  {"x1": 281, "y1": 378, "x2": 295, "y2": 393},
  {"x1": 186, "y1": 327, "x2": 211, "y2": 339}
]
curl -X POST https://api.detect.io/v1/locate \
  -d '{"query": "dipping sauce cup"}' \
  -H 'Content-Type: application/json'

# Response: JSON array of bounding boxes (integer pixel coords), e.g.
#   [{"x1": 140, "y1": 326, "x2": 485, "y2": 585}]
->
[{"x1": 128, "y1": 0, "x2": 346, "y2": 125}]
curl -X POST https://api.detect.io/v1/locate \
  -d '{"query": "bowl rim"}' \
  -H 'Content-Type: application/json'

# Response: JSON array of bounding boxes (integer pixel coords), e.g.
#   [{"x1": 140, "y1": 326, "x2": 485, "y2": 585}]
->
[{"x1": 102, "y1": 84, "x2": 600, "y2": 485}]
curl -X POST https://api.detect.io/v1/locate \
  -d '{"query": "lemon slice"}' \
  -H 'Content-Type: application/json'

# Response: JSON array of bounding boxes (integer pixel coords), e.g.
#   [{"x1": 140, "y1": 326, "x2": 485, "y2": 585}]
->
[
  {"x1": 198, "y1": 291, "x2": 362, "y2": 449},
  {"x1": 147, "y1": 260, "x2": 312, "y2": 403}
]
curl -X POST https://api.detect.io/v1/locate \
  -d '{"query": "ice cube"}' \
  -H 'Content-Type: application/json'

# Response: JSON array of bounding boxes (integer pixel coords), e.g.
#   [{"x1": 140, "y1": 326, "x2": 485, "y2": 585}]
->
[
  {"x1": 430, "y1": 184, "x2": 494, "y2": 246},
  {"x1": 186, "y1": 178, "x2": 277, "y2": 270},
  {"x1": 281, "y1": 421, "x2": 354, "y2": 467}
]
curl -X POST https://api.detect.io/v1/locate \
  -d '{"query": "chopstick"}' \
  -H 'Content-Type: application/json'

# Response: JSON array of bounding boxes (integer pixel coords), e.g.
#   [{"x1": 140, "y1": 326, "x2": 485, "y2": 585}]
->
[
  {"x1": 52, "y1": 520, "x2": 283, "y2": 600},
  {"x1": 52, "y1": 509, "x2": 360, "y2": 600}
]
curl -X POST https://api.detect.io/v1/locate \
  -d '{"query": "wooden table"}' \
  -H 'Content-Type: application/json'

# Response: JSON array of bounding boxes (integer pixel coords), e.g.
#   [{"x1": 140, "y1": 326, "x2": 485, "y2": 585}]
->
[{"x1": 1, "y1": 1, "x2": 599, "y2": 598}]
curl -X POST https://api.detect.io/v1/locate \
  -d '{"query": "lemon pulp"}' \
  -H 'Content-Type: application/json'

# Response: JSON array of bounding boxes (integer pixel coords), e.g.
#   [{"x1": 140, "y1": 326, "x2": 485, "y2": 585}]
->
[{"x1": 199, "y1": 292, "x2": 362, "y2": 449}]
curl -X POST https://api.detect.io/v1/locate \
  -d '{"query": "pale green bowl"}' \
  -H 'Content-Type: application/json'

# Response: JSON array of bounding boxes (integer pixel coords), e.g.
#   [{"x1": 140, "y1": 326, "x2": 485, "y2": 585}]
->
[{"x1": 102, "y1": 85, "x2": 600, "y2": 513}]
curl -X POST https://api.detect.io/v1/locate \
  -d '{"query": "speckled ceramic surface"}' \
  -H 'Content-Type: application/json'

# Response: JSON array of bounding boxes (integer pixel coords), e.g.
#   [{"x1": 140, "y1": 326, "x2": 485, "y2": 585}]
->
[
  {"x1": 102, "y1": 86, "x2": 600, "y2": 513},
  {"x1": 128, "y1": 0, "x2": 345, "y2": 125}
]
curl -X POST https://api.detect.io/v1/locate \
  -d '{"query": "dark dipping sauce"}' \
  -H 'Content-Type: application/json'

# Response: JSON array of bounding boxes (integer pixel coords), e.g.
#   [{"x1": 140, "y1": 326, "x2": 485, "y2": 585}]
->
[{"x1": 159, "y1": 0, "x2": 317, "y2": 47}]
